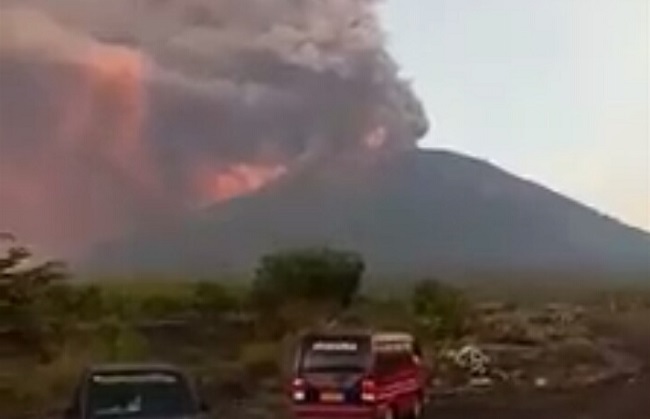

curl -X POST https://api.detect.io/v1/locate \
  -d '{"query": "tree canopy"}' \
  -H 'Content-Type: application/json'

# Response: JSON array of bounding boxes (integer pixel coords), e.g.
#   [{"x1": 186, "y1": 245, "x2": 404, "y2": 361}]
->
[
  {"x1": 0, "y1": 234, "x2": 67, "y2": 359},
  {"x1": 253, "y1": 247, "x2": 364, "y2": 308}
]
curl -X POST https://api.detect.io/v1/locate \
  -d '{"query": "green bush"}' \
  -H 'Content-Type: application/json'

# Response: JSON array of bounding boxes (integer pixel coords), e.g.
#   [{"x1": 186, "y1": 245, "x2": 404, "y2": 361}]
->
[{"x1": 412, "y1": 279, "x2": 471, "y2": 341}]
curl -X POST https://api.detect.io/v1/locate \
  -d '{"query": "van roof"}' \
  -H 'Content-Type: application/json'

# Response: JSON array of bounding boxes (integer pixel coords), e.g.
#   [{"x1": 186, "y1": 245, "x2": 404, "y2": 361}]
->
[
  {"x1": 372, "y1": 333, "x2": 414, "y2": 344},
  {"x1": 301, "y1": 330, "x2": 416, "y2": 346}
]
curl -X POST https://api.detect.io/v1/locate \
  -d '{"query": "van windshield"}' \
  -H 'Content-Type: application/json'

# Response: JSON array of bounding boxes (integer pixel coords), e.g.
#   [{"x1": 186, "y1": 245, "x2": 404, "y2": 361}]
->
[{"x1": 299, "y1": 337, "x2": 370, "y2": 373}]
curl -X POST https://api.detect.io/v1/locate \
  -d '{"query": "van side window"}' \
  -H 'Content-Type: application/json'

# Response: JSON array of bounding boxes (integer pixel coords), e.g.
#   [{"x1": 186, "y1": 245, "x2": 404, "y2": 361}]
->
[
  {"x1": 375, "y1": 351, "x2": 411, "y2": 376},
  {"x1": 397, "y1": 351, "x2": 412, "y2": 370},
  {"x1": 374, "y1": 352, "x2": 393, "y2": 376}
]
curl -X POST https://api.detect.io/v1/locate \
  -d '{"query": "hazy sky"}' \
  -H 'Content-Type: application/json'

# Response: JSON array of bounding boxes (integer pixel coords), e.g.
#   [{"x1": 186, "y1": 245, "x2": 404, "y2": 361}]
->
[{"x1": 380, "y1": 0, "x2": 649, "y2": 231}]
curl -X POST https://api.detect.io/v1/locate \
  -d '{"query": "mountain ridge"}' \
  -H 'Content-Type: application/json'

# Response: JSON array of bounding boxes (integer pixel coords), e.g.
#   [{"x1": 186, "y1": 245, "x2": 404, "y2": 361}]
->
[{"x1": 84, "y1": 150, "x2": 650, "y2": 278}]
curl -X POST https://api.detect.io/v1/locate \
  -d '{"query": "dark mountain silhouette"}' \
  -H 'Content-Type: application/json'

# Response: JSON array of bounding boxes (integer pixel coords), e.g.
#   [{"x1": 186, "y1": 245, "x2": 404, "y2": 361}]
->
[{"x1": 84, "y1": 150, "x2": 650, "y2": 277}]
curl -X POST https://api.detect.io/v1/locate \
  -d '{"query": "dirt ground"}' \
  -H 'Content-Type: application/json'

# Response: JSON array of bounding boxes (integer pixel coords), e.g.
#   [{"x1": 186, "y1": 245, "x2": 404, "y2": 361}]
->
[
  {"x1": 426, "y1": 312, "x2": 650, "y2": 419},
  {"x1": 427, "y1": 374, "x2": 649, "y2": 419}
]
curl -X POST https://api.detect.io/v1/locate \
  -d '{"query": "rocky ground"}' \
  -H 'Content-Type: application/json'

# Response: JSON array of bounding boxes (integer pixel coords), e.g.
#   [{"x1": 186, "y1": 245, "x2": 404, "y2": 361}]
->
[
  {"x1": 426, "y1": 310, "x2": 650, "y2": 419},
  {"x1": 426, "y1": 375, "x2": 650, "y2": 419}
]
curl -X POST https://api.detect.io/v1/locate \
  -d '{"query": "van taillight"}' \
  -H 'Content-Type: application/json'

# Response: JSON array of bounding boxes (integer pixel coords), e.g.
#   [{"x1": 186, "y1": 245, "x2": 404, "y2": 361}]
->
[
  {"x1": 292, "y1": 378, "x2": 306, "y2": 402},
  {"x1": 361, "y1": 379, "x2": 377, "y2": 403}
]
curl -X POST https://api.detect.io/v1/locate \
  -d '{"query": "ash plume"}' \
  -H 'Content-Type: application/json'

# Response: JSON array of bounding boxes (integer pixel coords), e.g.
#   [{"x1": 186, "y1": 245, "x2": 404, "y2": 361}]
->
[{"x1": 0, "y1": 0, "x2": 428, "y2": 256}]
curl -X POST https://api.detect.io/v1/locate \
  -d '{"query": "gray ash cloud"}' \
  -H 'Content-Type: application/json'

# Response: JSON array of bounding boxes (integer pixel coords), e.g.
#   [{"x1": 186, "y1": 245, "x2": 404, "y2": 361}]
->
[{"x1": 0, "y1": 0, "x2": 428, "y2": 255}]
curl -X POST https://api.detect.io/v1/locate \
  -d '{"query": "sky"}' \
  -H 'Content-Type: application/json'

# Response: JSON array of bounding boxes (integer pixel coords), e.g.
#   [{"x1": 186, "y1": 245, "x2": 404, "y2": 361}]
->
[{"x1": 380, "y1": 0, "x2": 649, "y2": 231}]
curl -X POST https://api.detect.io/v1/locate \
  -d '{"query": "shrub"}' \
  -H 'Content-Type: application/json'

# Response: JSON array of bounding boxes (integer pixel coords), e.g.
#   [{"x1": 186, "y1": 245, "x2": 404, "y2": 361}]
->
[
  {"x1": 192, "y1": 281, "x2": 238, "y2": 319},
  {"x1": 0, "y1": 349, "x2": 89, "y2": 416},
  {"x1": 139, "y1": 293, "x2": 193, "y2": 320},
  {"x1": 253, "y1": 247, "x2": 364, "y2": 309},
  {"x1": 412, "y1": 279, "x2": 471, "y2": 341},
  {"x1": 95, "y1": 316, "x2": 148, "y2": 362},
  {"x1": 198, "y1": 362, "x2": 252, "y2": 401},
  {"x1": 238, "y1": 342, "x2": 281, "y2": 379}
]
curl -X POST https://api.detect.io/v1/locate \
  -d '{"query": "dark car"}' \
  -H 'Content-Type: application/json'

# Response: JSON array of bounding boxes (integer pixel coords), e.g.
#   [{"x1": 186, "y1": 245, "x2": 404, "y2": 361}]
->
[{"x1": 63, "y1": 363, "x2": 211, "y2": 419}]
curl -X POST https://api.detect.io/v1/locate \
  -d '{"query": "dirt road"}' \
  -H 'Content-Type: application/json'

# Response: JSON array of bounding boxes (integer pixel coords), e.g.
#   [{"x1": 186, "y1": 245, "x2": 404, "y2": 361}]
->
[
  {"x1": 426, "y1": 312, "x2": 650, "y2": 419},
  {"x1": 426, "y1": 374, "x2": 649, "y2": 419}
]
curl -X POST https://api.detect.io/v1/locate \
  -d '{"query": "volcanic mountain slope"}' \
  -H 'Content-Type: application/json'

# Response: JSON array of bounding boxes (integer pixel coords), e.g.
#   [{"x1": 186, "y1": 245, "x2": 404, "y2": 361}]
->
[{"x1": 85, "y1": 150, "x2": 650, "y2": 277}]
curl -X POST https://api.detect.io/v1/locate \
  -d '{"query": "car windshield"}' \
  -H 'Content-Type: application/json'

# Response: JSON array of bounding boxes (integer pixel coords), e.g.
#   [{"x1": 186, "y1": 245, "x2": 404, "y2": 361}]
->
[
  {"x1": 299, "y1": 338, "x2": 370, "y2": 373},
  {"x1": 86, "y1": 372, "x2": 197, "y2": 419}
]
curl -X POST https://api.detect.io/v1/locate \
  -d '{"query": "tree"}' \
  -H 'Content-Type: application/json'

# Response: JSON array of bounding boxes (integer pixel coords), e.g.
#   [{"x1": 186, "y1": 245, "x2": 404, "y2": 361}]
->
[
  {"x1": 411, "y1": 279, "x2": 470, "y2": 341},
  {"x1": 253, "y1": 248, "x2": 365, "y2": 309},
  {"x1": 0, "y1": 234, "x2": 68, "y2": 360}
]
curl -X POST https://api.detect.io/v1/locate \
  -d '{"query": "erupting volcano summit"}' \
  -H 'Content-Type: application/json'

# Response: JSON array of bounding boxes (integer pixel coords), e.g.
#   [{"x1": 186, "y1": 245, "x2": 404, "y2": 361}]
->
[{"x1": 0, "y1": 0, "x2": 428, "y2": 255}]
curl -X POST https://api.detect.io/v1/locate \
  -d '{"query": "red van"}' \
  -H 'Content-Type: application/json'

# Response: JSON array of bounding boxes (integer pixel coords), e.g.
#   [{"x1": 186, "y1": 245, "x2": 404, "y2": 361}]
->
[{"x1": 290, "y1": 331, "x2": 428, "y2": 419}]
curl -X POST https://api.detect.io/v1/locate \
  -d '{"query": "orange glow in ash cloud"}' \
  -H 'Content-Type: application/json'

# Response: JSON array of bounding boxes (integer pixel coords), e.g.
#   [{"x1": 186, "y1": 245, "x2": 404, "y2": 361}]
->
[
  {"x1": 364, "y1": 126, "x2": 388, "y2": 150},
  {"x1": 196, "y1": 163, "x2": 288, "y2": 205},
  {"x1": 85, "y1": 45, "x2": 158, "y2": 191},
  {"x1": 0, "y1": 36, "x2": 157, "y2": 254},
  {"x1": 55, "y1": 43, "x2": 148, "y2": 163}
]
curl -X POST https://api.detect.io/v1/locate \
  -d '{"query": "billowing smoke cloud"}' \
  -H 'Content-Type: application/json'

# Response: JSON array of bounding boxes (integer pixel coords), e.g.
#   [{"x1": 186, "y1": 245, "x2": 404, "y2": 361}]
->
[{"x1": 0, "y1": 0, "x2": 428, "y2": 256}]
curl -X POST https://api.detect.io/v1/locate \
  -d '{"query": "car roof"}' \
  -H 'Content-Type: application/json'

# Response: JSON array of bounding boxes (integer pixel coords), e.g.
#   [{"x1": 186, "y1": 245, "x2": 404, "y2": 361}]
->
[{"x1": 86, "y1": 363, "x2": 185, "y2": 374}]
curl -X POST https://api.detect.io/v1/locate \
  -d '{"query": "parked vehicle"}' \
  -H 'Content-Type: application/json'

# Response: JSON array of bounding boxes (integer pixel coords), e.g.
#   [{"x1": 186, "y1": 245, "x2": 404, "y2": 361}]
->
[
  {"x1": 290, "y1": 330, "x2": 428, "y2": 419},
  {"x1": 63, "y1": 363, "x2": 210, "y2": 419}
]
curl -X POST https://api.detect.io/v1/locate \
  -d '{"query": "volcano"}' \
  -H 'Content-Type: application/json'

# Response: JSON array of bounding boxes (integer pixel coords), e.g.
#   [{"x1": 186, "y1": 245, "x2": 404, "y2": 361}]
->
[{"x1": 84, "y1": 150, "x2": 650, "y2": 278}]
